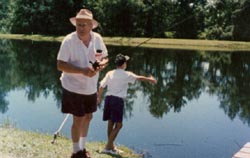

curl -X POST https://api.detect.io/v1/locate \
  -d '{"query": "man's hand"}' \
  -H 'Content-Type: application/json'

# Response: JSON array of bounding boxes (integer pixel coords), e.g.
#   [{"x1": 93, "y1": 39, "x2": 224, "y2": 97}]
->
[
  {"x1": 90, "y1": 58, "x2": 109, "y2": 71},
  {"x1": 82, "y1": 67, "x2": 96, "y2": 77},
  {"x1": 97, "y1": 58, "x2": 109, "y2": 71}
]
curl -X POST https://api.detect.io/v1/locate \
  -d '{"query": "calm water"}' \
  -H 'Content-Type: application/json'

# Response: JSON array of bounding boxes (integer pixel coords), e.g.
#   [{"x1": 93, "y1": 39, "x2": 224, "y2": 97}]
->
[{"x1": 0, "y1": 39, "x2": 250, "y2": 158}]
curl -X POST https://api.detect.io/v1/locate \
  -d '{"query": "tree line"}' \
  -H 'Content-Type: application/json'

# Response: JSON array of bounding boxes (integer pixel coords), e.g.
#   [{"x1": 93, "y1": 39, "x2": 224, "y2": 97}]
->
[{"x1": 0, "y1": 0, "x2": 250, "y2": 41}]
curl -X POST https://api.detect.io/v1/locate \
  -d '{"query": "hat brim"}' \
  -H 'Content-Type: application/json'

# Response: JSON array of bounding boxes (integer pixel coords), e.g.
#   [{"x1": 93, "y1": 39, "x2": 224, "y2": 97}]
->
[
  {"x1": 124, "y1": 55, "x2": 130, "y2": 61},
  {"x1": 69, "y1": 17, "x2": 98, "y2": 29}
]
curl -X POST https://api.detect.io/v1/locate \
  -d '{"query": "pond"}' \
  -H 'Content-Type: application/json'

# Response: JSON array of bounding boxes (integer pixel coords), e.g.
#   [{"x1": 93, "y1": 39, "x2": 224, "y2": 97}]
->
[{"x1": 0, "y1": 39, "x2": 250, "y2": 158}]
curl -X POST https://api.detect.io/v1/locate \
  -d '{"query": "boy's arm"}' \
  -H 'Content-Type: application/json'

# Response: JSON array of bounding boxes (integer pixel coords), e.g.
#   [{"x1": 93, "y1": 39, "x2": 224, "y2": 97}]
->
[
  {"x1": 97, "y1": 86, "x2": 104, "y2": 105},
  {"x1": 136, "y1": 75, "x2": 157, "y2": 84}
]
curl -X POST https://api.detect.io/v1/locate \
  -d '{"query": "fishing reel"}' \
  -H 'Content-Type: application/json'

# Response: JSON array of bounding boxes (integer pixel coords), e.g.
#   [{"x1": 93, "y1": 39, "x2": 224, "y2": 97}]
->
[
  {"x1": 90, "y1": 49, "x2": 102, "y2": 70},
  {"x1": 89, "y1": 60, "x2": 101, "y2": 70}
]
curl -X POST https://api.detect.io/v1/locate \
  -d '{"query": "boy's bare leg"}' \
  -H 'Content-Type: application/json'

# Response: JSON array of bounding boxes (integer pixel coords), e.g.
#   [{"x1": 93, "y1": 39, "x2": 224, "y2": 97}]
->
[
  {"x1": 107, "y1": 120, "x2": 114, "y2": 138},
  {"x1": 106, "y1": 121, "x2": 123, "y2": 150}
]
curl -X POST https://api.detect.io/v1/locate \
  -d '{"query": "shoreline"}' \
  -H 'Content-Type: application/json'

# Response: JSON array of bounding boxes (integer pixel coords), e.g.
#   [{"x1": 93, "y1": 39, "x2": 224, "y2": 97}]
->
[
  {"x1": 0, "y1": 127, "x2": 142, "y2": 158},
  {"x1": 1, "y1": 33, "x2": 250, "y2": 51}
]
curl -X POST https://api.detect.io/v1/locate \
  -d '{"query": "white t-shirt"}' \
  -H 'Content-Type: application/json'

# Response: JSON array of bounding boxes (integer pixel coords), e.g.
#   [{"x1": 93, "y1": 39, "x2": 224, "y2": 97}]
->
[
  {"x1": 57, "y1": 31, "x2": 108, "y2": 95},
  {"x1": 100, "y1": 69, "x2": 137, "y2": 98}
]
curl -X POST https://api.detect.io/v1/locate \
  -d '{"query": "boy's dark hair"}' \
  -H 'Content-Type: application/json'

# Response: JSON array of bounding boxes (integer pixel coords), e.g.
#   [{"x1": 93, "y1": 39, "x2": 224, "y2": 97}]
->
[{"x1": 115, "y1": 54, "x2": 130, "y2": 66}]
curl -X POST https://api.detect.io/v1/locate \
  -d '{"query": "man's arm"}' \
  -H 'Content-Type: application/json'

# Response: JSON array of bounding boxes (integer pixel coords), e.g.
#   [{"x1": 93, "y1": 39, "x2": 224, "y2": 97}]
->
[{"x1": 57, "y1": 60, "x2": 96, "y2": 77}]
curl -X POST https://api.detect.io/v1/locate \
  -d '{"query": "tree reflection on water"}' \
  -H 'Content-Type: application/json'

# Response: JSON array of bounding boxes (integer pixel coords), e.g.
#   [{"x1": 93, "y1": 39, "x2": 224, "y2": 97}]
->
[{"x1": 0, "y1": 39, "x2": 250, "y2": 126}]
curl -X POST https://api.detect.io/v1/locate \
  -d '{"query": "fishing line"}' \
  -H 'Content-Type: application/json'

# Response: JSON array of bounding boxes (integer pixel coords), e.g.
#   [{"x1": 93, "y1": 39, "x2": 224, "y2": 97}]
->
[{"x1": 120, "y1": 13, "x2": 195, "y2": 54}]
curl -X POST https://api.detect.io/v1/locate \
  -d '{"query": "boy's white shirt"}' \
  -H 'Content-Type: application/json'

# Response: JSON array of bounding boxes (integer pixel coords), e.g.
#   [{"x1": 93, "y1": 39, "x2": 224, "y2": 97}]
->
[
  {"x1": 100, "y1": 69, "x2": 137, "y2": 98},
  {"x1": 57, "y1": 31, "x2": 108, "y2": 94}
]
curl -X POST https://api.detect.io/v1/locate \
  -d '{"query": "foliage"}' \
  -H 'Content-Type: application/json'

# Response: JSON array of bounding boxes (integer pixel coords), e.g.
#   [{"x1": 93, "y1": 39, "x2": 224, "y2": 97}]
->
[
  {"x1": 169, "y1": 0, "x2": 201, "y2": 39},
  {"x1": 0, "y1": 0, "x2": 249, "y2": 40},
  {"x1": 0, "y1": 0, "x2": 10, "y2": 33},
  {"x1": 86, "y1": 0, "x2": 171, "y2": 37},
  {"x1": 203, "y1": 0, "x2": 241, "y2": 40},
  {"x1": 8, "y1": 0, "x2": 84, "y2": 35},
  {"x1": 232, "y1": 0, "x2": 250, "y2": 41}
]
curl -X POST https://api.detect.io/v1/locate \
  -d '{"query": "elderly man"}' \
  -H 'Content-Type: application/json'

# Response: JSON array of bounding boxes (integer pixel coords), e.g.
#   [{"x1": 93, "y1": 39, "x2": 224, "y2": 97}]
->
[{"x1": 57, "y1": 8, "x2": 108, "y2": 158}]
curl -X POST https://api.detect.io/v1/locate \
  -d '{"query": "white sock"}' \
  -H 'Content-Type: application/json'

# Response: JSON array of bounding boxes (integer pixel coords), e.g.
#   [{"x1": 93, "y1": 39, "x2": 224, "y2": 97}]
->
[
  {"x1": 79, "y1": 137, "x2": 86, "y2": 150},
  {"x1": 73, "y1": 142, "x2": 80, "y2": 153}
]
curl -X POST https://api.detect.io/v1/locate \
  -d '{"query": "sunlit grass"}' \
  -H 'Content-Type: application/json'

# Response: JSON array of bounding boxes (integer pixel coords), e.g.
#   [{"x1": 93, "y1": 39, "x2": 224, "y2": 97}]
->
[
  {"x1": 0, "y1": 33, "x2": 63, "y2": 42},
  {"x1": 103, "y1": 37, "x2": 250, "y2": 51},
  {"x1": 0, "y1": 127, "x2": 142, "y2": 158},
  {"x1": 1, "y1": 33, "x2": 250, "y2": 51}
]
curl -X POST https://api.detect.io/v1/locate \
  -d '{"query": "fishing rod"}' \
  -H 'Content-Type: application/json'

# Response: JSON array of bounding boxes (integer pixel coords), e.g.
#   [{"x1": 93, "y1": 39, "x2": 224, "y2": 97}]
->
[
  {"x1": 120, "y1": 13, "x2": 195, "y2": 54},
  {"x1": 51, "y1": 4, "x2": 195, "y2": 144},
  {"x1": 51, "y1": 114, "x2": 70, "y2": 144}
]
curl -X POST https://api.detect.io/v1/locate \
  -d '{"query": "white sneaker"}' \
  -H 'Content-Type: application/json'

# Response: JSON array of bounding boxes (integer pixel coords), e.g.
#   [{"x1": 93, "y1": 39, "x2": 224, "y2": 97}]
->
[
  {"x1": 114, "y1": 146, "x2": 124, "y2": 154},
  {"x1": 101, "y1": 149, "x2": 118, "y2": 155}
]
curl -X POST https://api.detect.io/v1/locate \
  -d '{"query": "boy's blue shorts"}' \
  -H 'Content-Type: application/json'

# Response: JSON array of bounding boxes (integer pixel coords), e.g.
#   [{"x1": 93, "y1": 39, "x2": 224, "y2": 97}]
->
[{"x1": 103, "y1": 95, "x2": 124, "y2": 123}]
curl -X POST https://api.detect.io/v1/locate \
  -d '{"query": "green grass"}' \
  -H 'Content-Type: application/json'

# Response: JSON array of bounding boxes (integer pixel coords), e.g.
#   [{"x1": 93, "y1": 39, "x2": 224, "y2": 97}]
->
[
  {"x1": 0, "y1": 33, "x2": 63, "y2": 42},
  {"x1": 1, "y1": 33, "x2": 250, "y2": 51},
  {"x1": 0, "y1": 127, "x2": 142, "y2": 158},
  {"x1": 103, "y1": 37, "x2": 250, "y2": 51}
]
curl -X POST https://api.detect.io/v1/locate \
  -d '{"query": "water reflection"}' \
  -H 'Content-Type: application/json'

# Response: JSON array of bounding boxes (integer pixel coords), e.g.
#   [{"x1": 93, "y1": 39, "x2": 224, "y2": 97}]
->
[
  {"x1": 0, "y1": 39, "x2": 250, "y2": 126},
  {"x1": 205, "y1": 52, "x2": 250, "y2": 125},
  {"x1": 0, "y1": 39, "x2": 62, "y2": 111}
]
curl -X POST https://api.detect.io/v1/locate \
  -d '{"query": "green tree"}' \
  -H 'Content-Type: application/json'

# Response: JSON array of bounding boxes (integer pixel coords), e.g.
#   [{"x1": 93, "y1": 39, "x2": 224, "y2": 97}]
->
[
  {"x1": 232, "y1": 0, "x2": 250, "y2": 41},
  {"x1": 91, "y1": 0, "x2": 147, "y2": 37},
  {"x1": 170, "y1": 0, "x2": 200, "y2": 39},
  {"x1": 49, "y1": 0, "x2": 87, "y2": 35},
  {"x1": 203, "y1": 0, "x2": 241, "y2": 40},
  {"x1": 0, "y1": 0, "x2": 10, "y2": 33},
  {"x1": 141, "y1": 0, "x2": 171, "y2": 37},
  {"x1": 85, "y1": 0, "x2": 172, "y2": 37},
  {"x1": 8, "y1": 0, "x2": 82, "y2": 35},
  {"x1": 2, "y1": 0, "x2": 247, "y2": 41}
]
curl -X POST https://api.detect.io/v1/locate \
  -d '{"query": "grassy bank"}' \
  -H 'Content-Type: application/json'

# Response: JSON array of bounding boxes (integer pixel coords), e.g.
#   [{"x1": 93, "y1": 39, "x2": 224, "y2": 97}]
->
[
  {"x1": 1, "y1": 33, "x2": 250, "y2": 51},
  {"x1": 0, "y1": 127, "x2": 142, "y2": 158}
]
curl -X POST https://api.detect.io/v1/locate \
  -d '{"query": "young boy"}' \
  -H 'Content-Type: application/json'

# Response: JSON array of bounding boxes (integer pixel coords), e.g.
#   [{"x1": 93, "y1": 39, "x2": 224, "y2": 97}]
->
[{"x1": 97, "y1": 53, "x2": 157, "y2": 155}]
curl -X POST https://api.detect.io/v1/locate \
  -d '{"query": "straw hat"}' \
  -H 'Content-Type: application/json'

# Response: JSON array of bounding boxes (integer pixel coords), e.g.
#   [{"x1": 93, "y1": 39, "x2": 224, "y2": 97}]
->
[{"x1": 69, "y1": 9, "x2": 98, "y2": 29}]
